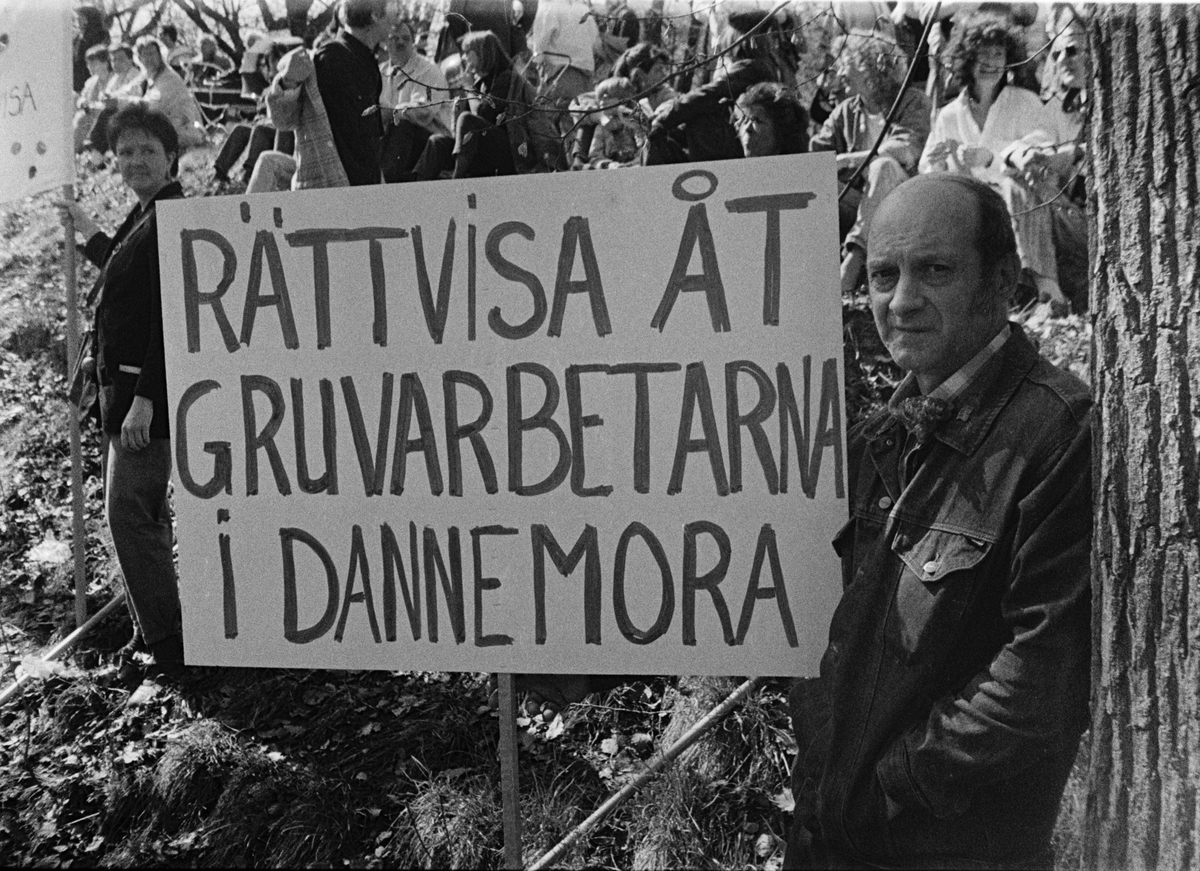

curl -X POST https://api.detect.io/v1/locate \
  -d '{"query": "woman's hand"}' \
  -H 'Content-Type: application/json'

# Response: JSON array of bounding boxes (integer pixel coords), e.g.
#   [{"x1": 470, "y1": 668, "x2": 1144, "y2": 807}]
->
[
  {"x1": 924, "y1": 138, "x2": 961, "y2": 173},
  {"x1": 121, "y1": 395, "x2": 154, "y2": 451},
  {"x1": 835, "y1": 152, "x2": 861, "y2": 172},
  {"x1": 278, "y1": 48, "x2": 314, "y2": 88},
  {"x1": 960, "y1": 145, "x2": 994, "y2": 169},
  {"x1": 55, "y1": 200, "x2": 100, "y2": 240}
]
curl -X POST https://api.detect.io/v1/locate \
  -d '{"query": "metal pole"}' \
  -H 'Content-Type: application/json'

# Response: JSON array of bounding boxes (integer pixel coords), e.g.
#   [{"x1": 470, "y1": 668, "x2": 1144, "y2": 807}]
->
[
  {"x1": 528, "y1": 677, "x2": 764, "y2": 871},
  {"x1": 0, "y1": 591, "x2": 126, "y2": 707},
  {"x1": 497, "y1": 673, "x2": 523, "y2": 869},
  {"x1": 61, "y1": 182, "x2": 87, "y2": 628}
]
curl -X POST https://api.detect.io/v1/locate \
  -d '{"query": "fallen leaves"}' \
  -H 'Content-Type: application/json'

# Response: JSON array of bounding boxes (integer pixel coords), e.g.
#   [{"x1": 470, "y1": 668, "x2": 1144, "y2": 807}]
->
[{"x1": 25, "y1": 536, "x2": 71, "y2": 567}]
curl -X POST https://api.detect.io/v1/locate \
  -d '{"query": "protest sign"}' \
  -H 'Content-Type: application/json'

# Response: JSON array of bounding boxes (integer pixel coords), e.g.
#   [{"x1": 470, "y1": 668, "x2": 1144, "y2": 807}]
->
[
  {"x1": 157, "y1": 155, "x2": 847, "y2": 676},
  {"x1": 0, "y1": 0, "x2": 73, "y2": 204}
]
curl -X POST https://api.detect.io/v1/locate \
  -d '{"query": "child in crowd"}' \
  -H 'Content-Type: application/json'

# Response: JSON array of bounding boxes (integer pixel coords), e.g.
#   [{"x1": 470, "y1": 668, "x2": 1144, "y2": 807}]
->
[{"x1": 587, "y1": 76, "x2": 642, "y2": 167}]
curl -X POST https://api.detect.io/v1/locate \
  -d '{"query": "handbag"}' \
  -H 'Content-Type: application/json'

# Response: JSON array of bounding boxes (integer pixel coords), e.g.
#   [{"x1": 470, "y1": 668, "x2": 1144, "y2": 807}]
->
[
  {"x1": 67, "y1": 252, "x2": 108, "y2": 424},
  {"x1": 67, "y1": 327, "x2": 99, "y2": 423}
]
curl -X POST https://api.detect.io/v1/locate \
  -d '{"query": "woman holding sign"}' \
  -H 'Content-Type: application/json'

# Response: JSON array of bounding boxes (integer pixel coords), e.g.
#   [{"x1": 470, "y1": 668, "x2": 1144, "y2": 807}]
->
[{"x1": 60, "y1": 104, "x2": 185, "y2": 683}]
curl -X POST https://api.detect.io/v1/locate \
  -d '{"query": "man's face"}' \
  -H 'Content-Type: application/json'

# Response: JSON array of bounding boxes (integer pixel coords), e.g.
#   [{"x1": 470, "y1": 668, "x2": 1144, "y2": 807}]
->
[
  {"x1": 388, "y1": 22, "x2": 416, "y2": 64},
  {"x1": 371, "y1": 0, "x2": 404, "y2": 46},
  {"x1": 839, "y1": 59, "x2": 872, "y2": 101},
  {"x1": 462, "y1": 49, "x2": 481, "y2": 78},
  {"x1": 138, "y1": 45, "x2": 164, "y2": 75},
  {"x1": 110, "y1": 50, "x2": 132, "y2": 73},
  {"x1": 867, "y1": 180, "x2": 1010, "y2": 392},
  {"x1": 86, "y1": 57, "x2": 108, "y2": 78},
  {"x1": 1052, "y1": 24, "x2": 1088, "y2": 92}
]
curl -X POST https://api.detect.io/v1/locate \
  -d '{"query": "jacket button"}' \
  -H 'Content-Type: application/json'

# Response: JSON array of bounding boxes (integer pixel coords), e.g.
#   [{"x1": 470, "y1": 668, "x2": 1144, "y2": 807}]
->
[
  {"x1": 923, "y1": 560, "x2": 938, "y2": 574},
  {"x1": 878, "y1": 496, "x2": 892, "y2": 509},
  {"x1": 884, "y1": 438, "x2": 895, "y2": 447}
]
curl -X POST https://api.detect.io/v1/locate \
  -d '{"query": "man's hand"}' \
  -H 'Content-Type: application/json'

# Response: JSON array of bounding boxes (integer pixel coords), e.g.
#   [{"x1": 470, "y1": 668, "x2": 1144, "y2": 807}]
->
[
  {"x1": 121, "y1": 395, "x2": 154, "y2": 451},
  {"x1": 648, "y1": 98, "x2": 673, "y2": 133},
  {"x1": 884, "y1": 793, "x2": 903, "y2": 820}
]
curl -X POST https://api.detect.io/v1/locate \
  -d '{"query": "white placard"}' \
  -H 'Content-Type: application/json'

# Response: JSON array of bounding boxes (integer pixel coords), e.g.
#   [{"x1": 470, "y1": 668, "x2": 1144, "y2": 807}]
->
[
  {"x1": 157, "y1": 155, "x2": 848, "y2": 675},
  {"x1": 0, "y1": 0, "x2": 73, "y2": 204}
]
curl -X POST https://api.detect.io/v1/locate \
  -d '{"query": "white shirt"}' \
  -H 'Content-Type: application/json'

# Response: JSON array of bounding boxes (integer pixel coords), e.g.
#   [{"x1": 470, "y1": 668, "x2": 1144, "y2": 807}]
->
[
  {"x1": 105, "y1": 65, "x2": 143, "y2": 99},
  {"x1": 380, "y1": 53, "x2": 453, "y2": 134},
  {"x1": 530, "y1": 0, "x2": 598, "y2": 73},
  {"x1": 921, "y1": 87, "x2": 1055, "y2": 185}
]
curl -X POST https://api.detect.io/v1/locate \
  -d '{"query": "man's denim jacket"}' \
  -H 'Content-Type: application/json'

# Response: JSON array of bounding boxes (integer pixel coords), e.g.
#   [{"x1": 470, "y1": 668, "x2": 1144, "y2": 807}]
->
[{"x1": 791, "y1": 325, "x2": 1093, "y2": 868}]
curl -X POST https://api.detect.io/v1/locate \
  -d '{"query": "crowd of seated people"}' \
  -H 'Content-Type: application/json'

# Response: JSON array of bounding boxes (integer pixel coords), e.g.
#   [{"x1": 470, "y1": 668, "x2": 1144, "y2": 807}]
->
[{"x1": 71, "y1": 1, "x2": 1091, "y2": 313}]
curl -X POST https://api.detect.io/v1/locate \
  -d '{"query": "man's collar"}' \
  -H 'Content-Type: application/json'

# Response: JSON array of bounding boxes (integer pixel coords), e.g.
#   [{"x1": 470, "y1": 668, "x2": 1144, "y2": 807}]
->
[
  {"x1": 342, "y1": 30, "x2": 377, "y2": 57},
  {"x1": 927, "y1": 324, "x2": 1011, "y2": 401},
  {"x1": 386, "y1": 56, "x2": 415, "y2": 75},
  {"x1": 1060, "y1": 87, "x2": 1085, "y2": 113},
  {"x1": 865, "y1": 324, "x2": 1039, "y2": 455}
]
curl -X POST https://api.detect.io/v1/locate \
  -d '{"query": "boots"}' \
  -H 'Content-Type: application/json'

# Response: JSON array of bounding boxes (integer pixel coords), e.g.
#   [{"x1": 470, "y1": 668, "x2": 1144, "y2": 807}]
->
[{"x1": 147, "y1": 634, "x2": 185, "y2": 680}]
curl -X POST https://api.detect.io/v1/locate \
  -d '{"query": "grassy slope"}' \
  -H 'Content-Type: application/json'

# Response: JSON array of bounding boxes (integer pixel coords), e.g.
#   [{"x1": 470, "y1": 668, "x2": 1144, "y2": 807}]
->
[{"x1": 0, "y1": 148, "x2": 1090, "y2": 868}]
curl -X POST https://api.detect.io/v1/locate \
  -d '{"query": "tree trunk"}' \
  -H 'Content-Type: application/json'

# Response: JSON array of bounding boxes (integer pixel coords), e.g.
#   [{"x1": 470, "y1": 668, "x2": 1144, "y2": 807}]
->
[{"x1": 1086, "y1": 5, "x2": 1200, "y2": 870}]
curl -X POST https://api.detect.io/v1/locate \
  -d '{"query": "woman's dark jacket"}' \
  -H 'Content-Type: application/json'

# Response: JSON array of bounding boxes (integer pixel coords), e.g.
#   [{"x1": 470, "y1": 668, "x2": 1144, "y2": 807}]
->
[{"x1": 82, "y1": 180, "x2": 183, "y2": 439}]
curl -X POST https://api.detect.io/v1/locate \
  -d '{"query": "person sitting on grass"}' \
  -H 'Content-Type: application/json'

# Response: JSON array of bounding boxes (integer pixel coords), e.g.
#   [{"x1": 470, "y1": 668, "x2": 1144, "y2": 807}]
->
[
  {"x1": 75, "y1": 44, "x2": 112, "y2": 154},
  {"x1": 113, "y1": 37, "x2": 207, "y2": 151},
  {"x1": 190, "y1": 33, "x2": 234, "y2": 80},
  {"x1": 644, "y1": 11, "x2": 782, "y2": 165},
  {"x1": 83, "y1": 44, "x2": 142, "y2": 154},
  {"x1": 449, "y1": 30, "x2": 561, "y2": 178},
  {"x1": 809, "y1": 29, "x2": 931, "y2": 295},
  {"x1": 159, "y1": 24, "x2": 192, "y2": 77},
  {"x1": 919, "y1": 13, "x2": 1070, "y2": 313},
  {"x1": 611, "y1": 42, "x2": 677, "y2": 112},
  {"x1": 211, "y1": 35, "x2": 296, "y2": 190},
  {"x1": 732, "y1": 81, "x2": 809, "y2": 158},
  {"x1": 380, "y1": 18, "x2": 453, "y2": 183},
  {"x1": 584, "y1": 76, "x2": 643, "y2": 167}
]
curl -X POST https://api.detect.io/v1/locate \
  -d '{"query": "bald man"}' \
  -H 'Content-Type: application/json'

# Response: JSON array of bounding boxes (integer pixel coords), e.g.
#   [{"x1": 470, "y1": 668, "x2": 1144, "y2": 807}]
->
[{"x1": 787, "y1": 174, "x2": 1092, "y2": 870}]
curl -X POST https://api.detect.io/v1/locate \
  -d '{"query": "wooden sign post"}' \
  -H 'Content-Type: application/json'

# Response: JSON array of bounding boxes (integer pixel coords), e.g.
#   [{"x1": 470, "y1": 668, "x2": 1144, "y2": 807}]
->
[{"x1": 497, "y1": 673, "x2": 523, "y2": 868}]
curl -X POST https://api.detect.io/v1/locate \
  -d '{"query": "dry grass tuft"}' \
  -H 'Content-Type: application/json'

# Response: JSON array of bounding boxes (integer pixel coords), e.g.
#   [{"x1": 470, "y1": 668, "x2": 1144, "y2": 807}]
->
[
  {"x1": 386, "y1": 772, "x2": 501, "y2": 868},
  {"x1": 623, "y1": 678, "x2": 793, "y2": 870},
  {"x1": 98, "y1": 719, "x2": 349, "y2": 867}
]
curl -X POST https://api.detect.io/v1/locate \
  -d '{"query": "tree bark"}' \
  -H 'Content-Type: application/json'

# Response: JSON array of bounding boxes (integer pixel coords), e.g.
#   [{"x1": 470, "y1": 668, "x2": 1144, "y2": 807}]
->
[{"x1": 1086, "y1": 5, "x2": 1200, "y2": 870}]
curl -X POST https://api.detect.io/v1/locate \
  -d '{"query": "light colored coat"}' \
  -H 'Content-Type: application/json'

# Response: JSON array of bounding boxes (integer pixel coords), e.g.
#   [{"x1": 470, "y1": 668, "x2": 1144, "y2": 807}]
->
[{"x1": 265, "y1": 48, "x2": 349, "y2": 190}]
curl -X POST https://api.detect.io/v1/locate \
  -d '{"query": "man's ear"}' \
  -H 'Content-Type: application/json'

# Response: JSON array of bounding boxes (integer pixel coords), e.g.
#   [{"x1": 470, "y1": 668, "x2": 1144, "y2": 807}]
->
[{"x1": 992, "y1": 252, "x2": 1021, "y2": 307}]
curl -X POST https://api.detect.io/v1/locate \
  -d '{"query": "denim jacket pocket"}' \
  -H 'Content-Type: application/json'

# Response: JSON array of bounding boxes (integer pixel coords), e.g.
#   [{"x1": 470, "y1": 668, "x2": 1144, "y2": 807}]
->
[{"x1": 886, "y1": 523, "x2": 992, "y2": 663}]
